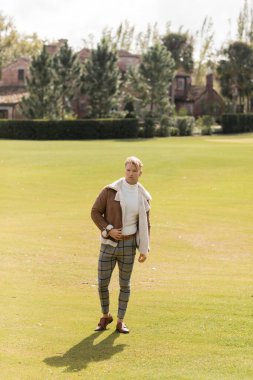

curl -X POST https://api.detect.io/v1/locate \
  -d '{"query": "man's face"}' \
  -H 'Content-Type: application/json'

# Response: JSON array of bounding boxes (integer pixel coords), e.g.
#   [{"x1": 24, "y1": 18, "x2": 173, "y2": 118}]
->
[{"x1": 125, "y1": 163, "x2": 142, "y2": 185}]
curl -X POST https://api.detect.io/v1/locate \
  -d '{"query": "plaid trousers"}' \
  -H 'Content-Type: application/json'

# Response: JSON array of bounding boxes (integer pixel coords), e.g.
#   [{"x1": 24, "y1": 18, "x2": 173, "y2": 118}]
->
[{"x1": 98, "y1": 237, "x2": 136, "y2": 320}]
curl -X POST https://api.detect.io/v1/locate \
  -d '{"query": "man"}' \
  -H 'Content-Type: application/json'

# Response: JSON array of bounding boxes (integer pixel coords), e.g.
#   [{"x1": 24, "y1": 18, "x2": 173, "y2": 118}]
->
[{"x1": 91, "y1": 156, "x2": 151, "y2": 333}]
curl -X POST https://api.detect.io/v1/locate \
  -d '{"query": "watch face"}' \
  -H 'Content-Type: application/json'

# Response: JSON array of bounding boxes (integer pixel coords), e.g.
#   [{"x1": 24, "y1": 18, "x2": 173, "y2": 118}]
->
[{"x1": 102, "y1": 225, "x2": 113, "y2": 238}]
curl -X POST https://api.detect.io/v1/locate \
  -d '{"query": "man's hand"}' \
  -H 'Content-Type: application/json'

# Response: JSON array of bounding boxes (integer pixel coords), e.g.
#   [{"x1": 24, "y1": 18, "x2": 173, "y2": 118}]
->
[
  {"x1": 108, "y1": 228, "x2": 122, "y2": 240},
  {"x1": 138, "y1": 253, "x2": 147, "y2": 263}
]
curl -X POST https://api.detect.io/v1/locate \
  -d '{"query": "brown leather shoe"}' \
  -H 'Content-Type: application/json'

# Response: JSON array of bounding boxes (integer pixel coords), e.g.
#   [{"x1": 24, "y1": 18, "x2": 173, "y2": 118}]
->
[
  {"x1": 95, "y1": 313, "x2": 113, "y2": 331},
  {"x1": 116, "y1": 321, "x2": 129, "y2": 334}
]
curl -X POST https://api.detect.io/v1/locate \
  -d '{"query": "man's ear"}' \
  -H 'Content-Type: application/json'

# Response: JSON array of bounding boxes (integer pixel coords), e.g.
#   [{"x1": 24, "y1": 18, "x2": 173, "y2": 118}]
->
[{"x1": 139, "y1": 171, "x2": 142, "y2": 177}]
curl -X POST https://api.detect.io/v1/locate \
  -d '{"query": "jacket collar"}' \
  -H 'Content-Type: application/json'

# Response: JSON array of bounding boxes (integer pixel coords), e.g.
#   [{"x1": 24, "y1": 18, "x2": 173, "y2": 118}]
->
[{"x1": 107, "y1": 177, "x2": 152, "y2": 201}]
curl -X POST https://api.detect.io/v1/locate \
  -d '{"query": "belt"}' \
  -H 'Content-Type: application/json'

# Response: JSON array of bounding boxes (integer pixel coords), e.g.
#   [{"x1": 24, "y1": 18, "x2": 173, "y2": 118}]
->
[{"x1": 121, "y1": 233, "x2": 136, "y2": 240}]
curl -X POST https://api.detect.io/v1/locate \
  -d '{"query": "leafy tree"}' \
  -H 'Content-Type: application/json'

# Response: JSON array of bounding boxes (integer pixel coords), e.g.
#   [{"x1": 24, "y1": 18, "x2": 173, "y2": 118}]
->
[
  {"x1": 80, "y1": 38, "x2": 121, "y2": 118},
  {"x1": 217, "y1": 41, "x2": 253, "y2": 112},
  {"x1": 129, "y1": 42, "x2": 175, "y2": 118},
  {"x1": 11, "y1": 33, "x2": 42, "y2": 60},
  {"x1": 52, "y1": 41, "x2": 80, "y2": 119},
  {"x1": 98, "y1": 21, "x2": 161, "y2": 54},
  {"x1": 21, "y1": 45, "x2": 56, "y2": 119},
  {"x1": 162, "y1": 31, "x2": 194, "y2": 72},
  {"x1": 236, "y1": 0, "x2": 253, "y2": 44},
  {"x1": 237, "y1": 0, "x2": 250, "y2": 42},
  {"x1": 0, "y1": 12, "x2": 18, "y2": 73},
  {"x1": 115, "y1": 20, "x2": 135, "y2": 51},
  {"x1": 0, "y1": 12, "x2": 42, "y2": 72},
  {"x1": 194, "y1": 17, "x2": 215, "y2": 86},
  {"x1": 100, "y1": 20, "x2": 136, "y2": 52},
  {"x1": 135, "y1": 23, "x2": 161, "y2": 53}
]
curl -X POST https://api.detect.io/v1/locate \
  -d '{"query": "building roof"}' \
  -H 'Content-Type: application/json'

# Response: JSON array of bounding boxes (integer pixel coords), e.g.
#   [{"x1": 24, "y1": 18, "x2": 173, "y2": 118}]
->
[
  {"x1": 77, "y1": 48, "x2": 91, "y2": 61},
  {"x1": 118, "y1": 49, "x2": 140, "y2": 58},
  {"x1": 189, "y1": 85, "x2": 205, "y2": 101},
  {"x1": 77, "y1": 48, "x2": 140, "y2": 61},
  {"x1": 0, "y1": 87, "x2": 28, "y2": 105},
  {"x1": 2, "y1": 57, "x2": 31, "y2": 71}
]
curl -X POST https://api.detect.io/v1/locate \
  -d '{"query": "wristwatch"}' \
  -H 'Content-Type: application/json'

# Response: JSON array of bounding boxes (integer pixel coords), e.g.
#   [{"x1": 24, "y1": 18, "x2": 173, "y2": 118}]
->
[{"x1": 102, "y1": 224, "x2": 114, "y2": 238}]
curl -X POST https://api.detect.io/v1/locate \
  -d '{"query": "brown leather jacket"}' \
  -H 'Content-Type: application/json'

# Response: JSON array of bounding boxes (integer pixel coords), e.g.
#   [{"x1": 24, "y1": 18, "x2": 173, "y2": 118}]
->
[{"x1": 91, "y1": 186, "x2": 150, "y2": 243}]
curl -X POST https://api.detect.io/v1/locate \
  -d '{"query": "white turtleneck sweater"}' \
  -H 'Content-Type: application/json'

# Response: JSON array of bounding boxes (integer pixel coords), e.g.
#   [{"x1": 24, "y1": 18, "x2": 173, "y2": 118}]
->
[{"x1": 121, "y1": 179, "x2": 139, "y2": 235}]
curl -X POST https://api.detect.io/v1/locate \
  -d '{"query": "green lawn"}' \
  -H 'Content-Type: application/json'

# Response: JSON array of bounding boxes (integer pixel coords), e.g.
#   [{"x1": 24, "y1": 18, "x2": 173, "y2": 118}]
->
[{"x1": 1, "y1": 135, "x2": 253, "y2": 380}]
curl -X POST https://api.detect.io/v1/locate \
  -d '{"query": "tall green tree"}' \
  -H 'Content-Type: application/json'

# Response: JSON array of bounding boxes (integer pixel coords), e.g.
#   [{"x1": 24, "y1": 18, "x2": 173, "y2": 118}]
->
[
  {"x1": 80, "y1": 38, "x2": 120, "y2": 118},
  {"x1": 98, "y1": 21, "x2": 161, "y2": 54},
  {"x1": 217, "y1": 41, "x2": 253, "y2": 112},
  {"x1": 129, "y1": 42, "x2": 175, "y2": 118},
  {"x1": 21, "y1": 45, "x2": 56, "y2": 119},
  {"x1": 100, "y1": 20, "x2": 136, "y2": 52},
  {"x1": 236, "y1": 0, "x2": 253, "y2": 44},
  {"x1": 135, "y1": 23, "x2": 161, "y2": 53},
  {"x1": 162, "y1": 31, "x2": 194, "y2": 73},
  {"x1": 194, "y1": 17, "x2": 215, "y2": 85},
  {"x1": 237, "y1": 0, "x2": 250, "y2": 42},
  {"x1": 53, "y1": 41, "x2": 80, "y2": 119}
]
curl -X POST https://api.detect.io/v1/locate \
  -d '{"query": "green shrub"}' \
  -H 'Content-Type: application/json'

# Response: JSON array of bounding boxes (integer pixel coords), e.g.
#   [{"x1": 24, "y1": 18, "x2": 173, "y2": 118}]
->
[
  {"x1": 196, "y1": 116, "x2": 214, "y2": 135},
  {"x1": 173, "y1": 116, "x2": 195, "y2": 136},
  {"x1": 197, "y1": 115, "x2": 215, "y2": 128},
  {"x1": 201, "y1": 126, "x2": 212, "y2": 135},
  {"x1": 155, "y1": 116, "x2": 195, "y2": 137},
  {"x1": 159, "y1": 115, "x2": 170, "y2": 137},
  {"x1": 169, "y1": 127, "x2": 180, "y2": 136},
  {"x1": 177, "y1": 107, "x2": 188, "y2": 116}
]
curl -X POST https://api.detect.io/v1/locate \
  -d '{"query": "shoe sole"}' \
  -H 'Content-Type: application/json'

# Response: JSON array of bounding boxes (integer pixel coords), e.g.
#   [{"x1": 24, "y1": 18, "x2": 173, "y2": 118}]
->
[{"x1": 116, "y1": 328, "x2": 130, "y2": 334}]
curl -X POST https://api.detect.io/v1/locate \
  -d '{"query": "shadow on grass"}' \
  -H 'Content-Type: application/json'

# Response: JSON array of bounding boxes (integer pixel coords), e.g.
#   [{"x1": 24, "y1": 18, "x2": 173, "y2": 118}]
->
[{"x1": 43, "y1": 331, "x2": 127, "y2": 373}]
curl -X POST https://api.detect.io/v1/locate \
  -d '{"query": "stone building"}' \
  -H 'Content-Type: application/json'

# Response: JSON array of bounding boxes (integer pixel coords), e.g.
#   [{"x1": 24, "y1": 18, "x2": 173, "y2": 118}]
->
[
  {"x1": 173, "y1": 71, "x2": 224, "y2": 118},
  {"x1": 0, "y1": 57, "x2": 30, "y2": 119}
]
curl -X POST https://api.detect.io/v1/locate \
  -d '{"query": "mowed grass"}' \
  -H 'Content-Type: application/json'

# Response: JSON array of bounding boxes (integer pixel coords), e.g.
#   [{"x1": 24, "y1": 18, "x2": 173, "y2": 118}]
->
[{"x1": 1, "y1": 134, "x2": 253, "y2": 380}]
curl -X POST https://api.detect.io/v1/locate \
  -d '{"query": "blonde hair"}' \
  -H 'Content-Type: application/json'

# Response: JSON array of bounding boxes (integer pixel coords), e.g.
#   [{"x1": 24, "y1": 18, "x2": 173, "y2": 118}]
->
[{"x1": 124, "y1": 156, "x2": 143, "y2": 171}]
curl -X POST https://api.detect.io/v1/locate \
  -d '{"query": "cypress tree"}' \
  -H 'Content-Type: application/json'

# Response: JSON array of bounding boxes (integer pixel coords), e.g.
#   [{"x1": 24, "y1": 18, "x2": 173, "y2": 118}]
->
[
  {"x1": 53, "y1": 41, "x2": 80, "y2": 119},
  {"x1": 130, "y1": 43, "x2": 175, "y2": 118},
  {"x1": 81, "y1": 38, "x2": 120, "y2": 118},
  {"x1": 21, "y1": 45, "x2": 56, "y2": 119}
]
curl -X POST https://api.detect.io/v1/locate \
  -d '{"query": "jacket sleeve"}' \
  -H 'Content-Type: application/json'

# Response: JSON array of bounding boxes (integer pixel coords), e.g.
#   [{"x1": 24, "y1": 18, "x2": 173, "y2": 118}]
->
[{"x1": 91, "y1": 187, "x2": 109, "y2": 231}]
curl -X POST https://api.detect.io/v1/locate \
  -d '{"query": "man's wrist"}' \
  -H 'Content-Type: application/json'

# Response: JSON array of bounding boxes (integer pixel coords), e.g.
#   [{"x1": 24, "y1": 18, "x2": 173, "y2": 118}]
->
[{"x1": 102, "y1": 224, "x2": 114, "y2": 238}]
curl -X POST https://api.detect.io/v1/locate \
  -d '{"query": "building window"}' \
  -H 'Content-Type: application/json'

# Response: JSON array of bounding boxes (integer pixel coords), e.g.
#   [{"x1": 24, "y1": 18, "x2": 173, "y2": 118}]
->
[
  {"x1": 176, "y1": 78, "x2": 185, "y2": 90},
  {"x1": 18, "y1": 69, "x2": 25, "y2": 81},
  {"x1": 0, "y1": 109, "x2": 8, "y2": 119}
]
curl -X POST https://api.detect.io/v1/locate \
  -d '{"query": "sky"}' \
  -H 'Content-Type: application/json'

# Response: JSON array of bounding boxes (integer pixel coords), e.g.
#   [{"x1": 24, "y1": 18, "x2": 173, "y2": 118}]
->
[{"x1": 0, "y1": 0, "x2": 248, "y2": 52}]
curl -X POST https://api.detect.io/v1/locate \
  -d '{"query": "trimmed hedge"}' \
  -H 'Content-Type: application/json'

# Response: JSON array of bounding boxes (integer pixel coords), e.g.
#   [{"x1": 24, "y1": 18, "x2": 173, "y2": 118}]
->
[
  {"x1": 0, "y1": 119, "x2": 139, "y2": 140},
  {"x1": 221, "y1": 114, "x2": 253, "y2": 134}
]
